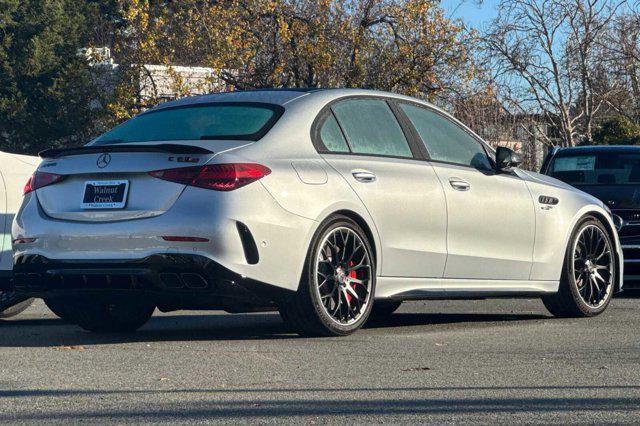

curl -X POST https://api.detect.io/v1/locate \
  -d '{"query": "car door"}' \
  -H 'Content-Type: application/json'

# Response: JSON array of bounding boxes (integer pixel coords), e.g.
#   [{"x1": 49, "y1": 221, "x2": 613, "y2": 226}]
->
[
  {"x1": 315, "y1": 97, "x2": 448, "y2": 278},
  {"x1": 397, "y1": 101, "x2": 536, "y2": 280}
]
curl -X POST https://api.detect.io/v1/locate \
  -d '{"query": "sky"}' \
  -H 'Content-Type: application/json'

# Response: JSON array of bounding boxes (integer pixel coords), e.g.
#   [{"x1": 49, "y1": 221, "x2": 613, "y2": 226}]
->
[{"x1": 440, "y1": 0, "x2": 500, "y2": 29}]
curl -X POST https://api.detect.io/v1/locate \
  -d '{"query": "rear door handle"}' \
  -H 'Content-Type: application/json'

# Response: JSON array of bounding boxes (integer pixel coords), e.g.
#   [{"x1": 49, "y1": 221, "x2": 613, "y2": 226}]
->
[
  {"x1": 352, "y1": 170, "x2": 376, "y2": 183},
  {"x1": 449, "y1": 178, "x2": 470, "y2": 191}
]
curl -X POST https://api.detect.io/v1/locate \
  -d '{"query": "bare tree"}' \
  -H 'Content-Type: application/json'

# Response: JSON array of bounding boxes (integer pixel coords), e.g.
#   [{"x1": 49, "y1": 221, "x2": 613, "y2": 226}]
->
[
  {"x1": 599, "y1": 10, "x2": 640, "y2": 122},
  {"x1": 566, "y1": 0, "x2": 626, "y2": 140},
  {"x1": 484, "y1": 0, "x2": 626, "y2": 146}
]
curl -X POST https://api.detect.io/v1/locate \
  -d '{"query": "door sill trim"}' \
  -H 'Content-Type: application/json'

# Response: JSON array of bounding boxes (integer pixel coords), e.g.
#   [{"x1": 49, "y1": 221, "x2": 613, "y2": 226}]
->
[{"x1": 375, "y1": 276, "x2": 559, "y2": 300}]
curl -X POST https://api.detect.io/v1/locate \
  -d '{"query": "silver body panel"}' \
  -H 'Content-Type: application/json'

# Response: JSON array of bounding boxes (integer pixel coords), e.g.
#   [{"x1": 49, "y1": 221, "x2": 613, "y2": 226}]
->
[
  {"x1": 432, "y1": 162, "x2": 535, "y2": 280},
  {"x1": 375, "y1": 277, "x2": 559, "y2": 299},
  {"x1": 12, "y1": 89, "x2": 624, "y2": 299},
  {"x1": 321, "y1": 155, "x2": 447, "y2": 278}
]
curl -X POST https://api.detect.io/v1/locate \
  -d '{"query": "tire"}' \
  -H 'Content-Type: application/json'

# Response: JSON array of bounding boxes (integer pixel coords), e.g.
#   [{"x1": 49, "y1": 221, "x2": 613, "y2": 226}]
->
[
  {"x1": 542, "y1": 216, "x2": 616, "y2": 318},
  {"x1": 44, "y1": 298, "x2": 73, "y2": 322},
  {"x1": 0, "y1": 292, "x2": 34, "y2": 319},
  {"x1": 64, "y1": 297, "x2": 156, "y2": 333},
  {"x1": 280, "y1": 214, "x2": 376, "y2": 337},
  {"x1": 370, "y1": 300, "x2": 402, "y2": 318}
]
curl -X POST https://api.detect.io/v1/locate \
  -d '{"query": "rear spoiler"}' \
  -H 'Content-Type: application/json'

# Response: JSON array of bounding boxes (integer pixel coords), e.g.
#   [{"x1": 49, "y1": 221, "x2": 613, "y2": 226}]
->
[{"x1": 39, "y1": 144, "x2": 214, "y2": 159}]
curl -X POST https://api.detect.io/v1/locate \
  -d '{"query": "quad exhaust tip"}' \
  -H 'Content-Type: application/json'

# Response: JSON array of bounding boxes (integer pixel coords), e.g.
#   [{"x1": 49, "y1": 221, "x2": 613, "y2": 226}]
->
[{"x1": 159, "y1": 272, "x2": 209, "y2": 289}]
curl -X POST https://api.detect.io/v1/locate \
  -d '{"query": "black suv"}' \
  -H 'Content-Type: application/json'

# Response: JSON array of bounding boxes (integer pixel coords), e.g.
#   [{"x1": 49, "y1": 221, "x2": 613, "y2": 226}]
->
[{"x1": 541, "y1": 145, "x2": 640, "y2": 287}]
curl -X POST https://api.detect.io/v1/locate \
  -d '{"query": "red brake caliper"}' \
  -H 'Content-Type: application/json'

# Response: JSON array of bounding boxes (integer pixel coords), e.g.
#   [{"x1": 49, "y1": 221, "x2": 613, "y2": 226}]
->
[{"x1": 347, "y1": 261, "x2": 357, "y2": 303}]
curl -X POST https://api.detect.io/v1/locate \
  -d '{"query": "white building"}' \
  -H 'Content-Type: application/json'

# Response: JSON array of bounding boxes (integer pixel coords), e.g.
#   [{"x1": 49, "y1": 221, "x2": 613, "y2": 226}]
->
[{"x1": 79, "y1": 47, "x2": 232, "y2": 104}]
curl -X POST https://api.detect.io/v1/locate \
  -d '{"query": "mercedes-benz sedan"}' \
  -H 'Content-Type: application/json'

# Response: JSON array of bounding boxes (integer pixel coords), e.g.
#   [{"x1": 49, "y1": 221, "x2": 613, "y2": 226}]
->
[{"x1": 11, "y1": 89, "x2": 623, "y2": 336}]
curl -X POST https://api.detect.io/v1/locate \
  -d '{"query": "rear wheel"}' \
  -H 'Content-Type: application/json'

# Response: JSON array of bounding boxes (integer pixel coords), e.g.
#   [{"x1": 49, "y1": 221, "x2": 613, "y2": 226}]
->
[
  {"x1": 0, "y1": 292, "x2": 33, "y2": 319},
  {"x1": 280, "y1": 215, "x2": 375, "y2": 337},
  {"x1": 64, "y1": 297, "x2": 156, "y2": 333},
  {"x1": 542, "y1": 216, "x2": 615, "y2": 318}
]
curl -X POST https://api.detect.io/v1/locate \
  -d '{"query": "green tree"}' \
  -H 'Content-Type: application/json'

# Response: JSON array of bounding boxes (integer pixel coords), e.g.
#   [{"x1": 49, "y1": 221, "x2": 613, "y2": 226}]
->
[
  {"x1": 591, "y1": 116, "x2": 640, "y2": 145},
  {"x1": 0, "y1": 0, "x2": 110, "y2": 154},
  {"x1": 1, "y1": 0, "x2": 478, "y2": 152}
]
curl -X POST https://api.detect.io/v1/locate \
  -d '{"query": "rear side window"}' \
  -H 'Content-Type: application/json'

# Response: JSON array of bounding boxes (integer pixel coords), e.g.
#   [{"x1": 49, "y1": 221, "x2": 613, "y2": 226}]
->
[
  {"x1": 331, "y1": 99, "x2": 412, "y2": 158},
  {"x1": 93, "y1": 103, "x2": 283, "y2": 144},
  {"x1": 400, "y1": 103, "x2": 492, "y2": 170},
  {"x1": 319, "y1": 113, "x2": 350, "y2": 153}
]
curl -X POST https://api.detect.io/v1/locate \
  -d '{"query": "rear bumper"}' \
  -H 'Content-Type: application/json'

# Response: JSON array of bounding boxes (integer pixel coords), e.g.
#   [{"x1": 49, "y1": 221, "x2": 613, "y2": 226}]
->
[
  {"x1": 11, "y1": 254, "x2": 293, "y2": 312},
  {"x1": 13, "y1": 182, "x2": 317, "y2": 293}
]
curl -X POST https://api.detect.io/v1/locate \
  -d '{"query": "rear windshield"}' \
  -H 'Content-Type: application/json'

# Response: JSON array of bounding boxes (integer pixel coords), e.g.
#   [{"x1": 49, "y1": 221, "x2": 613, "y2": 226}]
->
[
  {"x1": 93, "y1": 102, "x2": 283, "y2": 144},
  {"x1": 549, "y1": 152, "x2": 640, "y2": 185}
]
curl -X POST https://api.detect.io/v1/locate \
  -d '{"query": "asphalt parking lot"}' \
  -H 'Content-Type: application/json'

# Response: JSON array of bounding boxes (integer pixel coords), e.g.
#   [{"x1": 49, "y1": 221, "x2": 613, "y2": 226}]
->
[{"x1": 0, "y1": 295, "x2": 639, "y2": 424}]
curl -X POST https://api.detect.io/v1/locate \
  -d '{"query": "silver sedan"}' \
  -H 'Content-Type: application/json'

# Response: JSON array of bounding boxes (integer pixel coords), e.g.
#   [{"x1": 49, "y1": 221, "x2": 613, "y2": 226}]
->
[{"x1": 11, "y1": 89, "x2": 623, "y2": 336}]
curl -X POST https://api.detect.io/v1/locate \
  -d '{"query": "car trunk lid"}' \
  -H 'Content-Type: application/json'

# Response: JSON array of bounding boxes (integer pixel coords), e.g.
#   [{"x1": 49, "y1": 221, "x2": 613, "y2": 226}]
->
[{"x1": 34, "y1": 142, "x2": 244, "y2": 222}]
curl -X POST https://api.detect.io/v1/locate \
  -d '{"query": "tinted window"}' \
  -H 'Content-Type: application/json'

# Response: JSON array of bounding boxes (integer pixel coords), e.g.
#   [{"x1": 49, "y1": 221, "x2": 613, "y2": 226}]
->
[
  {"x1": 550, "y1": 152, "x2": 640, "y2": 185},
  {"x1": 319, "y1": 113, "x2": 350, "y2": 153},
  {"x1": 93, "y1": 103, "x2": 281, "y2": 144},
  {"x1": 331, "y1": 99, "x2": 412, "y2": 157},
  {"x1": 400, "y1": 103, "x2": 492, "y2": 170}
]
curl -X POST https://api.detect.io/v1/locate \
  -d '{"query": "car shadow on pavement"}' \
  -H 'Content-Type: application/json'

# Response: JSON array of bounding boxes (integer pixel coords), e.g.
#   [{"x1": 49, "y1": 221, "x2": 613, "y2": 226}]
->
[
  {"x1": 0, "y1": 310, "x2": 548, "y2": 348},
  {"x1": 364, "y1": 312, "x2": 548, "y2": 329},
  {"x1": 1, "y1": 387, "x2": 640, "y2": 422}
]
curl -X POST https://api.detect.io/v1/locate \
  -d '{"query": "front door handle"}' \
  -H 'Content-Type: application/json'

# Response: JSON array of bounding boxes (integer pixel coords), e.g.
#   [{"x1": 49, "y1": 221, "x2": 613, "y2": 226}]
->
[
  {"x1": 352, "y1": 170, "x2": 377, "y2": 183},
  {"x1": 449, "y1": 178, "x2": 470, "y2": 191}
]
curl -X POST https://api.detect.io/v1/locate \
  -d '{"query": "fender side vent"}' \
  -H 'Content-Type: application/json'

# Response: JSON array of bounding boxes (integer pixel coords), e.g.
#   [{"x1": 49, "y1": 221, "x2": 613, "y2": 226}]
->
[
  {"x1": 236, "y1": 222, "x2": 260, "y2": 265},
  {"x1": 539, "y1": 195, "x2": 559, "y2": 205}
]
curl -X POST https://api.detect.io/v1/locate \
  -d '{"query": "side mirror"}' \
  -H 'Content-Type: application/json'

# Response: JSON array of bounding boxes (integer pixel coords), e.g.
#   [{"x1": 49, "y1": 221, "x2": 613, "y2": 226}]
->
[{"x1": 495, "y1": 146, "x2": 522, "y2": 171}]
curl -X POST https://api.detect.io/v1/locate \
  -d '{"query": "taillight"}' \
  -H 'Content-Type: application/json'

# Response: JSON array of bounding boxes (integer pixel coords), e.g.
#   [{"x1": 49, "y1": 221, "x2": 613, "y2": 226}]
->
[
  {"x1": 23, "y1": 172, "x2": 64, "y2": 195},
  {"x1": 149, "y1": 163, "x2": 271, "y2": 191}
]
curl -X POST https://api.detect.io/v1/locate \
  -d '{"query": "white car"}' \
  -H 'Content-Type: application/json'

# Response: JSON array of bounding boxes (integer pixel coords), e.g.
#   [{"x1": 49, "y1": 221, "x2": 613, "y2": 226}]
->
[
  {"x1": 0, "y1": 151, "x2": 39, "y2": 318},
  {"x1": 10, "y1": 89, "x2": 623, "y2": 336}
]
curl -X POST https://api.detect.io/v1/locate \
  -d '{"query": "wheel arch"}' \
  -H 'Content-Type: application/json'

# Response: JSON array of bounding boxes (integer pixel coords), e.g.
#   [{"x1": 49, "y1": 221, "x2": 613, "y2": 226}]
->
[
  {"x1": 332, "y1": 209, "x2": 378, "y2": 266},
  {"x1": 308, "y1": 207, "x2": 382, "y2": 277},
  {"x1": 587, "y1": 211, "x2": 616, "y2": 243},
  {"x1": 569, "y1": 208, "x2": 623, "y2": 293},
  {"x1": 584, "y1": 210, "x2": 623, "y2": 293}
]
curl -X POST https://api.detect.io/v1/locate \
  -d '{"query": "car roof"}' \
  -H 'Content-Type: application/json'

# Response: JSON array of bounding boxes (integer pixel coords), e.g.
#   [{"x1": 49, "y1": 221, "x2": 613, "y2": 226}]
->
[
  {"x1": 148, "y1": 87, "x2": 486, "y2": 151},
  {"x1": 152, "y1": 87, "x2": 439, "y2": 110},
  {"x1": 555, "y1": 145, "x2": 640, "y2": 156},
  {"x1": 153, "y1": 88, "x2": 322, "y2": 110}
]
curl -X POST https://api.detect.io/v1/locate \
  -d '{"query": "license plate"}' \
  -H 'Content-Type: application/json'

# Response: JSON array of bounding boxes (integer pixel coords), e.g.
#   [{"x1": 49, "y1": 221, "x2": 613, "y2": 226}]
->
[{"x1": 81, "y1": 180, "x2": 129, "y2": 209}]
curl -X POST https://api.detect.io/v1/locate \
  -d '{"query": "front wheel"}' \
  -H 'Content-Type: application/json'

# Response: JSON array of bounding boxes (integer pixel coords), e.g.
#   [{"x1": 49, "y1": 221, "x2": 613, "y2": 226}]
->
[
  {"x1": 64, "y1": 297, "x2": 156, "y2": 333},
  {"x1": 542, "y1": 216, "x2": 616, "y2": 318},
  {"x1": 280, "y1": 215, "x2": 376, "y2": 337}
]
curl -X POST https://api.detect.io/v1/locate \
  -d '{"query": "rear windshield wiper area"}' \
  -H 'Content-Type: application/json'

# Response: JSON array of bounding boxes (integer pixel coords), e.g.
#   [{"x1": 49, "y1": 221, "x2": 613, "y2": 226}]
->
[{"x1": 39, "y1": 143, "x2": 214, "y2": 159}]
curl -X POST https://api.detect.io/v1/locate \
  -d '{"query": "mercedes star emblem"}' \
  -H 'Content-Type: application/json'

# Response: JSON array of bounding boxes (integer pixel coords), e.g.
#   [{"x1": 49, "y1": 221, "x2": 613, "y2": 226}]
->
[{"x1": 96, "y1": 153, "x2": 111, "y2": 168}]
